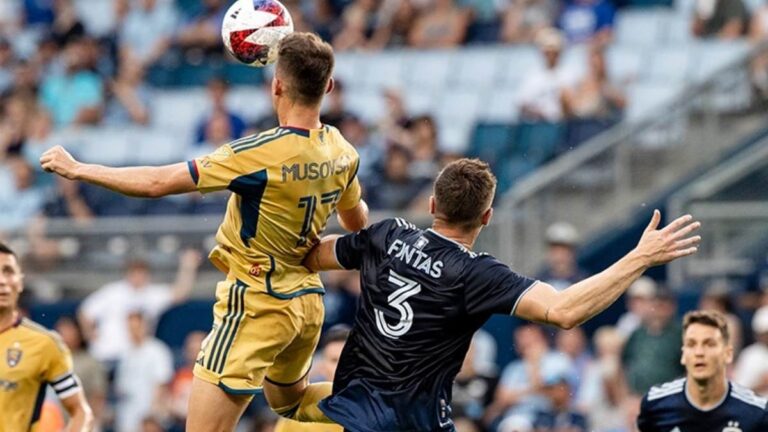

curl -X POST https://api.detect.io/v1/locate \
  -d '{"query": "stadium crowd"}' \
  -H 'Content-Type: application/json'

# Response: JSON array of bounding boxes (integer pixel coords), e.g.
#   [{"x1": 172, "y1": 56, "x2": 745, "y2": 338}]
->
[{"x1": 1, "y1": 0, "x2": 768, "y2": 431}]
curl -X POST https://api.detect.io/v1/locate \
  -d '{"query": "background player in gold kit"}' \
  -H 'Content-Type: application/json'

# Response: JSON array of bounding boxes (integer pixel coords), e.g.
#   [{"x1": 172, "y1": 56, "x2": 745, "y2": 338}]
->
[
  {"x1": 40, "y1": 32, "x2": 368, "y2": 431},
  {"x1": 0, "y1": 242, "x2": 94, "y2": 431}
]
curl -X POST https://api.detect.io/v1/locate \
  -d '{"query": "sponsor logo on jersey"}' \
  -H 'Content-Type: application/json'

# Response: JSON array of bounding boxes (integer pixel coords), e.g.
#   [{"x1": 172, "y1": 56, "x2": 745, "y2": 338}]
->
[
  {"x1": 0, "y1": 379, "x2": 18, "y2": 391},
  {"x1": 281, "y1": 155, "x2": 353, "y2": 182},
  {"x1": 723, "y1": 421, "x2": 742, "y2": 432}
]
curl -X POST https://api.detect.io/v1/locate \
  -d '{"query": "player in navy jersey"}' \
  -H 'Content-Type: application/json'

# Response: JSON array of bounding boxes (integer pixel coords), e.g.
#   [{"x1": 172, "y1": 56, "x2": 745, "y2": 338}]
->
[
  {"x1": 638, "y1": 310, "x2": 768, "y2": 432},
  {"x1": 304, "y1": 158, "x2": 702, "y2": 432}
]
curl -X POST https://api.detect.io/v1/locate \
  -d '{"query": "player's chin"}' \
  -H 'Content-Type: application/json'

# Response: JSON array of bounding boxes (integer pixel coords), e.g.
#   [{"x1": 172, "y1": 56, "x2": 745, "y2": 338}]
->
[{"x1": 687, "y1": 367, "x2": 714, "y2": 381}]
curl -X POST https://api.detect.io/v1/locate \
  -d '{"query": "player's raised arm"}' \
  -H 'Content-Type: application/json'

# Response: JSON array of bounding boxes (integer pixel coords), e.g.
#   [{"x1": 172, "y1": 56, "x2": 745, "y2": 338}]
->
[
  {"x1": 40, "y1": 145, "x2": 196, "y2": 198},
  {"x1": 337, "y1": 199, "x2": 369, "y2": 232},
  {"x1": 515, "y1": 210, "x2": 701, "y2": 329}
]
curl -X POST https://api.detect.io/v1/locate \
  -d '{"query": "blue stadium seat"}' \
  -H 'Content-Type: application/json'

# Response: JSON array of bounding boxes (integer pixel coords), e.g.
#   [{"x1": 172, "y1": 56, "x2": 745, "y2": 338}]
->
[
  {"x1": 223, "y1": 62, "x2": 264, "y2": 86},
  {"x1": 513, "y1": 122, "x2": 563, "y2": 165}
]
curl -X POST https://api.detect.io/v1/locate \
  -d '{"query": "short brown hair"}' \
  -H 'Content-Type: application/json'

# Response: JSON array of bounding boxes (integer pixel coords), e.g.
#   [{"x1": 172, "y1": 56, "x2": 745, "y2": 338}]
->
[
  {"x1": 683, "y1": 310, "x2": 730, "y2": 343},
  {"x1": 433, "y1": 158, "x2": 497, "y2": 230},
  {"x1": 276, "y1": 32, "x2": 334, "y2": 106}
]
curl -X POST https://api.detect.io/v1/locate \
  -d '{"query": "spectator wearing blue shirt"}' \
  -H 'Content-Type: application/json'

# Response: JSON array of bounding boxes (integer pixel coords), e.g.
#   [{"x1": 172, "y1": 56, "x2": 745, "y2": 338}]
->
[
  {"x1": 40, "y1": 38, "x2": 103, "y2": 127},
  {"x1": 194, "y1": 77, "x2": 245, "y2": 145},
  {"x1": 533, "y1": 370, "x2": 588, "y2": 432},
  {"x1": 557, "y1": 0, "x2": 615, "y2": 44},
  {"x1": 119, "y1": 0, "x2": 178, "y2": 67}
]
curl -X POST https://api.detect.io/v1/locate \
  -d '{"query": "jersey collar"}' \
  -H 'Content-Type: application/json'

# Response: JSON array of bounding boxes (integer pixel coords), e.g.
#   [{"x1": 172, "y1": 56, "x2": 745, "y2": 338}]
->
[
  {"x1": 684, "y1": 378, "x2": 730, "y2": 412},
  {"x1": 426, "y1": 228, "x2": 468, "y2": 251},
  {"x1": 0, "y1": 312, "x2": 22, "y2": 335}
]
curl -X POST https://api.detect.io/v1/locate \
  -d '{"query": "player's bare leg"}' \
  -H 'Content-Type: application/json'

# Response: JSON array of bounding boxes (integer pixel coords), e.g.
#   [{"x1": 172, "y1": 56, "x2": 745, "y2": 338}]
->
[
  {"x1": 186, "y1": 377, "x2": 252, "y2": 432},
  {"x1": 264, "y1": 376, "x2": 334, "y2": 423}
]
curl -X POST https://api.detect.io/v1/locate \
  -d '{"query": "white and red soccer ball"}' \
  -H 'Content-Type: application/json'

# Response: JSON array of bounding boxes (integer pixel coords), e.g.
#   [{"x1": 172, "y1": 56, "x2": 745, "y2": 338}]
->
[{"x1": 222, "y1": 0, "x2": 294, "y2": 67}]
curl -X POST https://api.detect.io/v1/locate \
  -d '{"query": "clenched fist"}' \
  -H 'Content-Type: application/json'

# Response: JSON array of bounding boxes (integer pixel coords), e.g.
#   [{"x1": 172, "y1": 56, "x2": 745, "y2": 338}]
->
[{"x1": 40, "y1": 145, "x2": 81, "y2": 180}]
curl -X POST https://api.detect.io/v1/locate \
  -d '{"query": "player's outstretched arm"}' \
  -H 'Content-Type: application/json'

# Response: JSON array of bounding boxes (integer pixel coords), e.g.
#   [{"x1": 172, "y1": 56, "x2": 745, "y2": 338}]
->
[
  {"x1": 515, "y1": 210, "x2": 701, "y2": 329},
  {"x1": 337, "y1": 200, "x2": 369, "y2": 232},
  {"x1": 40, "y1": 145, "x2": 196, "y2": 198},
  {"x1": 61, "y1": 390, "x2": 94, "y2": 432},
  {"x1": 303, "y1": 235, "x2": 344, "y2": 272}
]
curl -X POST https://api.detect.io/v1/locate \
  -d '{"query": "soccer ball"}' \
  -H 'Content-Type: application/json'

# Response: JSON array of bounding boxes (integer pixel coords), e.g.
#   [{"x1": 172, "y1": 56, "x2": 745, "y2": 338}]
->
[{"x1": 222, "y1": 0, "x2": 294, "y2": 67}]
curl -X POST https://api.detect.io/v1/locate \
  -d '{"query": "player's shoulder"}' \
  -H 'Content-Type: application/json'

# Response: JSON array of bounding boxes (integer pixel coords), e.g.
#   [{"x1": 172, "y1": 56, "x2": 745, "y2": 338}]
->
[
  {"x1": 644, "y1": 378, "x2": 687, "y2": 404},
  {"x1": 18, "y1": 318, "x2": 67, "y2": 351},
  {"x1": 228, "y1": 127, "x2": 288, "y2": 154},
  {"x1": 730, "y1": 381, "x2": 768, "y2": 410}
]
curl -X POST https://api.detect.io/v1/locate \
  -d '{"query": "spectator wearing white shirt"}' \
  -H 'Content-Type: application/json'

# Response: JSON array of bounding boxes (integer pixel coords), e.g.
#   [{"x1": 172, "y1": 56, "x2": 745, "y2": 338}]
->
[
  {"x1": 78, "y1": 249, "x2": 201, "y2": 363},
  {"x1": 733, "y1": 306, "x2": 768, "y2": 397},
  {"x1": 115, "y1": 311, "x2": 174, "y2": 432},
  {"x1": 518, "y1": 28, "x2": 578, "y2": 123},
  {"x1": 119, "y1": 0, "x2": 177, "y2": 67}
]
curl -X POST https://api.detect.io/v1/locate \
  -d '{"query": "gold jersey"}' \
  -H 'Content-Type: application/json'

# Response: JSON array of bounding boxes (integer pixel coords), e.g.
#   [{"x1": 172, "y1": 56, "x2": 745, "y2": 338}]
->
[
  {"x1": 188, "y1": 125, "x2": 361, "y2": 298},
  {"x1": 0, "y1": 317, "x2": 80, "y2": 432}
]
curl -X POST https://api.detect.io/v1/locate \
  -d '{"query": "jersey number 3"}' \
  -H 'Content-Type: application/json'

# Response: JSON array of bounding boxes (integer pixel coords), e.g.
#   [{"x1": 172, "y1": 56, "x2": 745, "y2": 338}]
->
[{"x1": 375, "y1": 270, "x2": 421, "y2": 339}]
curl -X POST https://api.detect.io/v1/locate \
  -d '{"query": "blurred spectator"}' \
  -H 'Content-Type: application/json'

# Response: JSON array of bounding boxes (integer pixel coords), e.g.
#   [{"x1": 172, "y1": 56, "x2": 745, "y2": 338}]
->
[
  {"x1": 50, "y1": 0, "x2": 85, "y2": 47},
  {"x1": 115, "y1": 311, "x2": 174, "y2": 432},
  {"x1": 175, "y1": 0, "x2": 227, "y2": 56},
  {"x1": 195, "y1": 77, "x2": 246, "y2": 145},
  {"x1": 0, "y1": 92, "x2": 35, "y2": 158},
  {"x1": 621, "y1": 286, "x2": 684, "y2": 396},
  {"x1": 454, "y1": 416, "x2": 482, "y2": 432},
  {"x1": 78, "y1": 250, "x2": 202, "y2": 363},
  {"x1": 22, "y1": 0, "x2": 55, "y2": 27},
  {"x1": 275, "y1": 325, "x2": 348, "y2": 432},
  {"x1": 408, "y1": 0, "x2": 471, "y2": 48},
  {"x1": 578, "y1": 326, "x2": 628, "y2": 432},
  {"x1": 338, "y1": 114, "x2": 383, "y2": 185},
  {"x1": 615, "y1": 276, "x2": 655, "y2": 338},
  {"x1": 321, "y1": 272, "x2": 360, "y2": 331},
  {"x1": 22, "y1": 108, "x2": 56, "y2": 165},
  {"x1": 461, "y1": 0, "x2": 504, "y2": 43},
  {"x1": 11, "y1": 59, "x2": 40, "y2": 96},
  {"x1": 692, "y1": 0, "x2": 748, "y2": 39},
  {"x1": 452, "y1": 335, "x2": 499, "y2": 421},
  {"x1": 562, "y1": 45, "x2": 625, "y2": 121},
  {"x1": 404, "y1": 115, "x2": 442, "y2": 181},
  {"x1": 0, "y1": 156, "x2": 45, "y2": 232},
  {"x1": 0, "y1": 38, "x2": 15, "y2": 94},
  {"x1": 487, "y1": 324, "x2": 573, "y2": 425},
  {"x1": 749, "y1": 4, "x2": 768, "y2": 99},
  {"x1": 303, "y1": 0, "x2": 340, "y2": 42},
  {"x1": 698, "y1": 280, "x2": 743, "y2": 354},
  {"x1": 321, "y1": 80, "x2": 352, "y2": 128},
  {"x1": 532, "y1": 371, "x2": 588, "y2": 432},
  {"x1": 518, "y1": 28, "x2": 577, "y2": 123},
  {"x1": 105, "y1": 60, "x2": 151, "y2": 125},
  {"x1": 119, "y1": 0, "x2": 177, "y2": 67},
  {"x1": 40, "y1": 38, "x2": 104, "y2": 127},
  {"x1": 55, "y1": 316, "x2": 109, "y2": 430},
  {"x1": 555, "y1": 327, "x2": 591, "y2": 398},
  {"x1": 369, "y1": 0, "x2": 418, "y2": 48},
  {"x1": 188, "y1": 111, "x2": 236, "y2": 161},
  {"x1": 536, "y1": 222, "x2": 588, "y2": 291},
  {"x1": 733, "y1": 306, "x2": 768, "y2": 397},
  {"x1": 331, "y1": 0, "x2": 380, "y2": 50},
  {"x1": 141, "y1": 416, "x2": 167, "y2": 432},
  {"x1": 557, "y1": 0, "x2": 615, "y2": 44},
  {"x1": 501, "y1": 0, "x2": 556, "y2": 44},
  {"x1": 169, "y1": 331, "x2": 206, "y2": 429},
  {"x1": 364, "y1": 145, "x2": 430, "y2": 210}
]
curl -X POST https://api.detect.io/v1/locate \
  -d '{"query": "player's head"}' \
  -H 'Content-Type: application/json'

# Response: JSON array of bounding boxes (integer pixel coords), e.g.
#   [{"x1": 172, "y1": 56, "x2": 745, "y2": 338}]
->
[
  {"x1": 0, "y1": 242, "x2": 23, "y2": 312},
  {"x1": 273, "y1": 32, "x2": 334, "y2": 109},
  {"x1": 680, "y1": 310, "x2": 733, "y2": 383},
  {"x1": 430, "y1": 158, "x2": 497, "y2": 232}
]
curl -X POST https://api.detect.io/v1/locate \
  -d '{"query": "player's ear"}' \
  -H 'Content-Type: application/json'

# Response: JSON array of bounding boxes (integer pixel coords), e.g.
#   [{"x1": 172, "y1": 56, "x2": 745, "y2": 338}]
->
[
  {"x1": 725, "y1": 343, "x2": 734, "y2": 365},
  {"x1": 326, "y1": 78, "x2": 334, "y2": 94},
  {"x1": 272, "y1": 76, "x2": 281, "y2": 97},
  {"x1": 481, "y1": 208, "x2": 493, "y2": 226},
  {"x1": 429, "y1": 196, "x2": 436, "y2": 215}
]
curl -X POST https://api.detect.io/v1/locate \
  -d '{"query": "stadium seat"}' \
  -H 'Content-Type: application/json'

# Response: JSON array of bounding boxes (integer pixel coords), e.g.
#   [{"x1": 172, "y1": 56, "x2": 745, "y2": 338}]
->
[
  {"x1": 333, "y1": 53, "x2": 364, "y2": 90},
  {"x1": 647, "y1": 47, "x2": 693, "y2": 84},
  {"x1": 155, "y1": 301, "x2": 216, "y2": 350},
  {"x1": 468, "y1": 123, "x2": 516, "y2": 164},
  {"x1": 439, "y1": 121, "x2": 475, "y2": 154},
  {"x1": 435, "y1": 89, "x2": 483, "y2": 127},
  {"x1": 663, "y1": 13, "x2": 694, "y2": 46},
  {"x1": 606, "y1": 46, "x2": 645, "y2": 84},
  {"x1": 132, "y1": 128, "x2": 186, "y2": 165},
  {"x1": 625, "y1": 82, "x2": 682, "y2": 123},
  {"x1": 152, "y1": 89, "x2": 209, "y2": 142},
  {"x1": 227, "y1": 86, "x2": 271, "y2": 122},
  {"x1": 405, "y1": 51, "x2": 455, "y2": 92},
  {"x1": 75, "y1": 128, "x2": 134, "y2": 166},
  {"x1": 495, "y1": 46, "x2": 542, "y2": 88},
  {"x1": 402, "y1": 89, "x2": 437, "y2": 116},
  {"x1": 450, "y1": 48, "x2": 503, "y2": 90},
  {"x1": 345, "y1": 89, "x2": 386, "y2": 124},
  {"x1": 74, "y1": 0, "x2": 118, "y2": 37},
  {"x1": 513, "y1": 122, "x2": 563, "y2": 165},
  {"x1": 357, "y1": 51, "x2": 406, "y2": 91},
  {"x1": 477, "y1": 86, "x2": 520, "y2": 122},
  {"x1": 616, "y1": 9, "x2": 664, "y2": 47}
]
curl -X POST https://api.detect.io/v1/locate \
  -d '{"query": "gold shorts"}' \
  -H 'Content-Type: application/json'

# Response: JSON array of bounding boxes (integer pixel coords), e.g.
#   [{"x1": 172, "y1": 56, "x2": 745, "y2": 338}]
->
[{"x1": 193, "y1": 278, "x2": 324, "y2": 394}]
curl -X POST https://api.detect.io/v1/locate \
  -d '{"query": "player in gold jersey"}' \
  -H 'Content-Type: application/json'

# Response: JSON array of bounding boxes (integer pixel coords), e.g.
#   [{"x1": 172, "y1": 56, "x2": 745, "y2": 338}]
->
[
  {"x1": 41, "y1": 33, "x2": 368, "y2": 432},
  {"x1": 0, "y1": 242, "x2": 94, "y2": 431}
]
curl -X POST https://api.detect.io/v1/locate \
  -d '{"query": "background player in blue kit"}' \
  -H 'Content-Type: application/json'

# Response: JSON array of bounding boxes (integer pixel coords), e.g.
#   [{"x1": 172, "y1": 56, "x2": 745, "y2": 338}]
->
[
  {"x1": 304, "y1": 158, "x2": 703, "y2": 432},
  {"x1": 638, "y1": 310, "x2": 768, "y2": 432}
]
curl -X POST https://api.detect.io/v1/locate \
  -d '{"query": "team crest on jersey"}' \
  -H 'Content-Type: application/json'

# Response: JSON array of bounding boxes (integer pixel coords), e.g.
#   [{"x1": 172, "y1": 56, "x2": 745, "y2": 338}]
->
[
  {"x1": 6, "y1": 343, "x2": 22, "y2": 368},
  {"x1": 209, "y1": 146, "x2": 233, "y2": 162},
  {"x1": 723, "y1": 421, "x2": 742, "y2": 432}
]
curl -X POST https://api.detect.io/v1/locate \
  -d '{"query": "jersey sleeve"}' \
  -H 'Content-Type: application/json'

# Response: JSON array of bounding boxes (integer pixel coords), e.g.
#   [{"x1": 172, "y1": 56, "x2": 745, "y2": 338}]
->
[
  {"x1": 463, "y1": 257, "x2": 537, "y2": 316},
  {"x1": 337, "y1": 157, "x2": 362, "y2": 211},
  {"x1": 187, "y1": 144, "x2": 247, "y2": 194},
  {"x1": 636, "y1": 395, "x2": 659, "y2": 432},
  {"x1": 44, "y1": 334, "x2": 81, "y2": 399},
  {"x1": 334, "y1": 219, "x2": 398, "y2": 270}
]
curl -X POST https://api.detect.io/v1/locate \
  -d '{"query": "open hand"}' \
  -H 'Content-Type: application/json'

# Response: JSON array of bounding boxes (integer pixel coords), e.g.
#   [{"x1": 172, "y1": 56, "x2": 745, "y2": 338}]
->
[
  {"x1": 40, "y1": 145, "x2": 81, "y2": 180},
  {"x1": 635, "y1": 210, "x2": 701, "y2": 267}
]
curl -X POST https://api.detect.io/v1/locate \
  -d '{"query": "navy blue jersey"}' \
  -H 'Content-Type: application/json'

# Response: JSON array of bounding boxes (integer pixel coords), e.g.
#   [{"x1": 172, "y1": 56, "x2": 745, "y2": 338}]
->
[
  {"x1": 638, "y1": 378, "x2": 768, "y2": 432},
  {"x1": 319, "y1": 218, "x2": 537, "y2": 432}
]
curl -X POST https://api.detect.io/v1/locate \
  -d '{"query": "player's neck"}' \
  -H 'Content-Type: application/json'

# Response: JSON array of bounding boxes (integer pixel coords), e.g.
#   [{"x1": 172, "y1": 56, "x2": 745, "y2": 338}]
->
[
  {"x1": 431, "y1": 221, "x2": 480, "y2": 250},
  {"x1": 277, "y1": 103, "x2": 322, "y2": 130},
  {"x1": 686, "y1": 374, "x2": 728, "y2": 410},
  {"x1": 0, "y1": 308, "x2": 19, "y2": 333}
]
